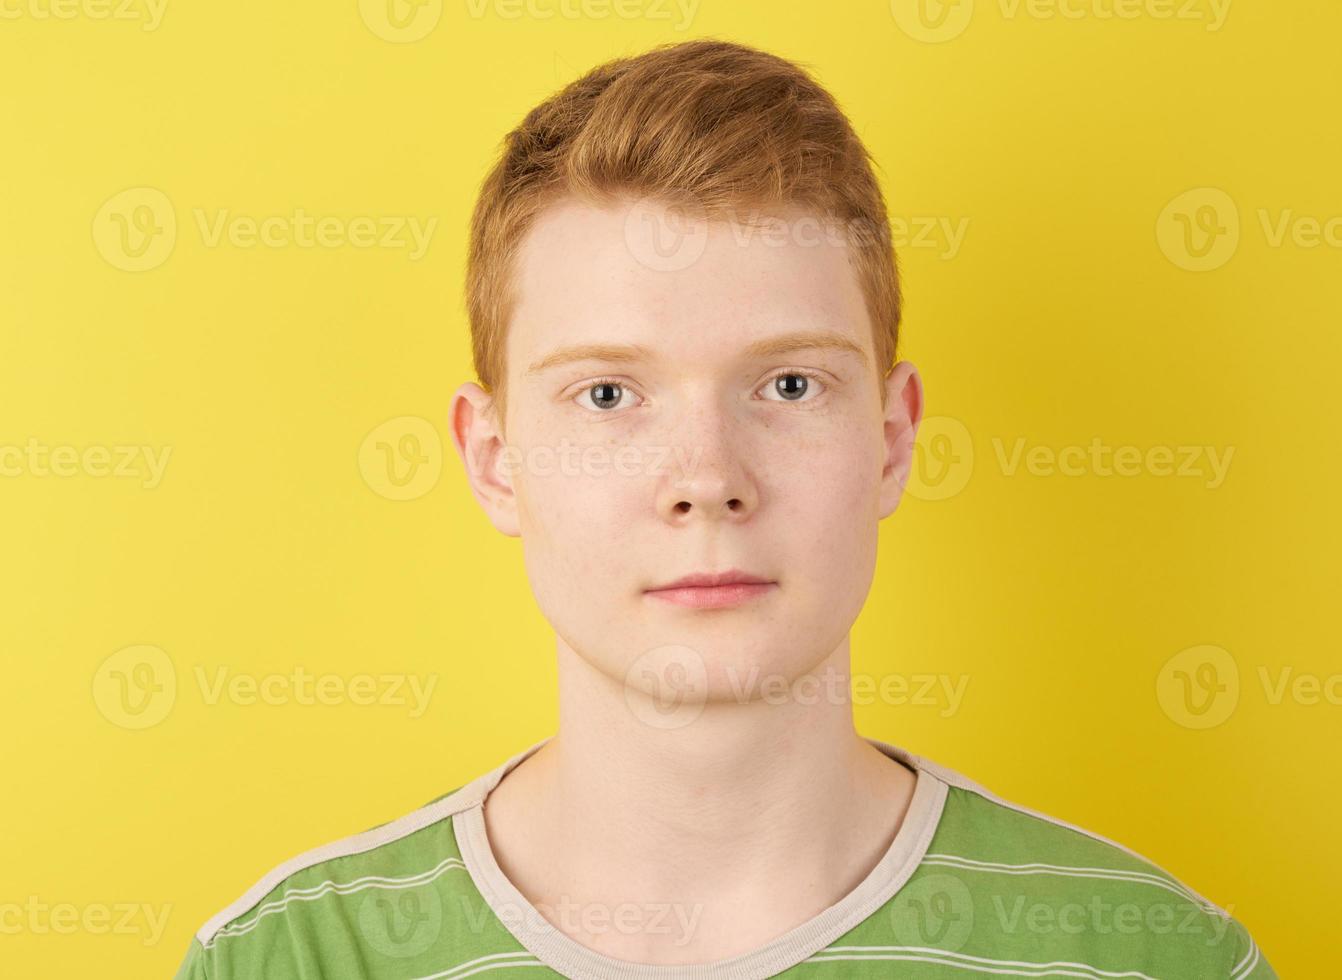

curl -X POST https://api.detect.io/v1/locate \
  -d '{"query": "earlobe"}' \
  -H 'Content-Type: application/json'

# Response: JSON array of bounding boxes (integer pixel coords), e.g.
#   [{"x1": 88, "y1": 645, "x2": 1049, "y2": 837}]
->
[
  {"x1": 449, "y1": 382, "x2": 521, "y2": 537},
  {"x1": 877, "y1": 361, "x2": 924, "y2": 519}
]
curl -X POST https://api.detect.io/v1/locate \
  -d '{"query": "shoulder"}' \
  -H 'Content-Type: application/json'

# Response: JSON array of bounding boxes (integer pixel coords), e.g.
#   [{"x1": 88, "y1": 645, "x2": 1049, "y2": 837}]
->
[
  {"x1": 174, "y1": 778, "x2": 494, "y2": 979},
  {"x1": 900, "y1": 754, "x2": 1277, "y2": 979}
]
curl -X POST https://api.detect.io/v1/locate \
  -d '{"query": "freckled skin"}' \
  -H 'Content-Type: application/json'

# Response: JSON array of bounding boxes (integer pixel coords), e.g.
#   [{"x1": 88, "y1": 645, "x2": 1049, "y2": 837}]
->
[{"x1": 450, "y1": 194, "x2": 923, "y2": 701}]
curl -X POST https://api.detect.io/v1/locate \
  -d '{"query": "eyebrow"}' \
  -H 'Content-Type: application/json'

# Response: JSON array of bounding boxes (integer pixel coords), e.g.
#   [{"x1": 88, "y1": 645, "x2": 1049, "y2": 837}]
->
[{"x1": 524, "y1": 330, "x2": 869, "y2": 377}]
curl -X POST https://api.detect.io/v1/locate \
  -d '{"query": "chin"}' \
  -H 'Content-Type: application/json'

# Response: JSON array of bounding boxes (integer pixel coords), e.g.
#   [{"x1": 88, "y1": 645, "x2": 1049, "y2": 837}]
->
[{"x1": 697, "y1": 635, "x2": 833, "y2": 702}]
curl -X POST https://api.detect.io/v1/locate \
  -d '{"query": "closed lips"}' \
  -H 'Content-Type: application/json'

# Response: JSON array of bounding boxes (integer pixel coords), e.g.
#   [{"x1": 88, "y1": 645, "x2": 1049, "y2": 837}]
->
[{"x1": 646, "y1": 570, "x2": 774, "y2": 590}]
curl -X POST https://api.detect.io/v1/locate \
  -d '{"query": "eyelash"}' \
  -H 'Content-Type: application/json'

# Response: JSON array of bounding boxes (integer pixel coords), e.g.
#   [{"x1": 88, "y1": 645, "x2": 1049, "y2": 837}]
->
[{"x1": 573, "y1": 369, "x2": 827, "y2": 412}]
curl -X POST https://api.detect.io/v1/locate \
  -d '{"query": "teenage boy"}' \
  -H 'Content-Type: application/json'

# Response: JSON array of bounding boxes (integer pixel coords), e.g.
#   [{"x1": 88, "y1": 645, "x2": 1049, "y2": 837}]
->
[{"x1": 175, "y1": 38, "x2": 1275, "y2": 980}]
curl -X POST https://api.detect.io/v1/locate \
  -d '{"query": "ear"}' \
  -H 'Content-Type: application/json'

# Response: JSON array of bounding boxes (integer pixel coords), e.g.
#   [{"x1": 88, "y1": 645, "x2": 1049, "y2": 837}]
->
[
  {"x1": 877, "y1": 360, "x2": 924, "y2": 520},
  {"x1": 448, "y1": 382, "x2": 521, "y2": 537}
]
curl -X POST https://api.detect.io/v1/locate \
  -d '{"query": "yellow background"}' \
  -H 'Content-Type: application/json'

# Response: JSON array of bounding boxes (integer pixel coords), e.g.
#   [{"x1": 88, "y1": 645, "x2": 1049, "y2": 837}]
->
[{"x1": 2, "y1": 0, "x2": 1336, "y2": 976}]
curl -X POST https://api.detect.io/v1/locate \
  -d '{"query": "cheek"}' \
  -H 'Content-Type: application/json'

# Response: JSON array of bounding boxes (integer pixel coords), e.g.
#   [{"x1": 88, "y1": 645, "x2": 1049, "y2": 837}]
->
[
  {"x1": 767, "y1": 424, "x2": 882, "y2": 615},
  {"x1": 772, "y1": 422, "x2": 881, "y2": 529},
  {"x1": 517, "y1": 464, "x2": 644, "y2": 582}
]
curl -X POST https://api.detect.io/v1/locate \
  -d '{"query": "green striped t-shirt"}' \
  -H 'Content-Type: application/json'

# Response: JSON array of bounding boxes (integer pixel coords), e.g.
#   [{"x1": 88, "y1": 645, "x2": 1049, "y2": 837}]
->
[{"x1": 173, "y1": 736, "x2": 1276, "y2": 979}]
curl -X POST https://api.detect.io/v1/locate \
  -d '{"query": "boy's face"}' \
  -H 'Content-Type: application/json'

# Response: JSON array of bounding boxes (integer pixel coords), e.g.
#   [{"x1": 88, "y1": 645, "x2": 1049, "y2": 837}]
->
[{"x1": 452, "y1": 195, "x2": 922, "y2": 702}]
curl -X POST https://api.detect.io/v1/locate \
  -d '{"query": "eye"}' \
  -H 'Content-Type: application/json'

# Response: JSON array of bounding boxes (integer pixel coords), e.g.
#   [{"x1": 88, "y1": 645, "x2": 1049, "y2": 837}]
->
[
  {"x1": 759, "y1": 369, "x2": 824, "y2": 403},
  {"x1": 574, "y1": 377, "x2": 642, "y2": 413}
]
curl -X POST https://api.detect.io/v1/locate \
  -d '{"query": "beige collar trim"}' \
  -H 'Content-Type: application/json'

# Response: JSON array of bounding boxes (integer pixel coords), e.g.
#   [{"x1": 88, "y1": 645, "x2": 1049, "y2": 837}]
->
[{"x1": 452, "y1": 734, "x2": 950, "y2": 980}]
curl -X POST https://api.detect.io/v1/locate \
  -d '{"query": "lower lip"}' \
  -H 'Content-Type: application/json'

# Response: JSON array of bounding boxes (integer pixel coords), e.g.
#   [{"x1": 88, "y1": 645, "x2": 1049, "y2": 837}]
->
[{"x1": 644, "y1": 582, "x2": 776, "y2": 609}]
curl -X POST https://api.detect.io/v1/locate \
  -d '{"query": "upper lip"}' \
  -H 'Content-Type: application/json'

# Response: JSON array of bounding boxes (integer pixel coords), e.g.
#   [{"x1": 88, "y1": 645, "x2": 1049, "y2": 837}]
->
[{"x1": 646, "y1": 569, "x2": 775, "y2": 591}]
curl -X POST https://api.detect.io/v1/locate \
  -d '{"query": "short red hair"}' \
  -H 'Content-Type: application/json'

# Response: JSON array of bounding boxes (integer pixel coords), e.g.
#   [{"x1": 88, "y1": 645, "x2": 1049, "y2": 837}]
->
[{"x1": 465, "y1": 38, "x2": 902, "y2": 427}]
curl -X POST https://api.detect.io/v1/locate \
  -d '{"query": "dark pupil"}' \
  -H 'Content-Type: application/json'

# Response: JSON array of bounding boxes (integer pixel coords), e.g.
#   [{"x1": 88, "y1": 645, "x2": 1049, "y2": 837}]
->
[
  {"x1": 776, "y1": 374, "x2": 807, "y2": 400},
  {"x1": 591, "y1": 383, "x2": 621, "y2": 409}
]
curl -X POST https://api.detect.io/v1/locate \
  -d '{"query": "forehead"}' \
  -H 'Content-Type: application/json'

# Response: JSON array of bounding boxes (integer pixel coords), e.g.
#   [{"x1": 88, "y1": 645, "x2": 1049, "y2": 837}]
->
[{"x1": 505, "y1": 195, "x2": 872, "y2": 375}]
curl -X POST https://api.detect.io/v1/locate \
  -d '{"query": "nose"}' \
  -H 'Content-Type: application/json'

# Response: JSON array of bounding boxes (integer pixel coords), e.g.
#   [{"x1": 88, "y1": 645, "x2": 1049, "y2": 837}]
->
[{"x1": 654, "y1": 406, "x2": 759, "y2": 525}]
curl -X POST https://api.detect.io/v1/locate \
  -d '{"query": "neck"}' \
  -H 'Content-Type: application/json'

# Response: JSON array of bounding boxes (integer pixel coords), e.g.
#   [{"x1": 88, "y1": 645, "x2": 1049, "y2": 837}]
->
[{"x1": 480, "y1": 636, "x2": 918, "y2": 963}]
